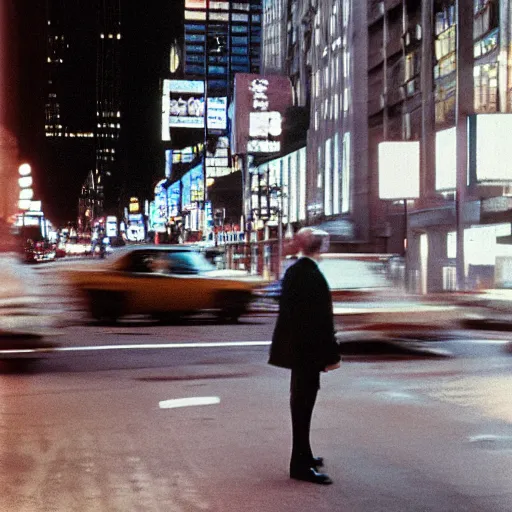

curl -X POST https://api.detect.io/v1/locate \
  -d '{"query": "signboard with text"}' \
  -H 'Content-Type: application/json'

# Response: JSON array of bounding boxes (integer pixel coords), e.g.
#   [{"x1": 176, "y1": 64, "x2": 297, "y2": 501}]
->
[
  {"x1": 232, "y1": 74, "x2": 293, "y2": 155},
  {"x1": 162, "y1": 79, "x2": 205, "y2": 140}
]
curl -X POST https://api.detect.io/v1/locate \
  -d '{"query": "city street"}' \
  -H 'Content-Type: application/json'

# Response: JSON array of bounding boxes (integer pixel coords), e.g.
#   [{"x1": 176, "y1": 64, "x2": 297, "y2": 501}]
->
[{"x1": 1, "y1": 263, "x2": 512, "y2": 511}]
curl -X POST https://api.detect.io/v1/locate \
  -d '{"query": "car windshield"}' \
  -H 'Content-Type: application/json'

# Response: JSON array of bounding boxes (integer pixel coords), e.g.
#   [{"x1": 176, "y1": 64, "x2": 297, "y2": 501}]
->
[
  {"x1": 119, "y1": 249, "x2": 216, "y2": 274},
  {"x1": 167, "y1": 251, "x2": 215, "y2": 274}
]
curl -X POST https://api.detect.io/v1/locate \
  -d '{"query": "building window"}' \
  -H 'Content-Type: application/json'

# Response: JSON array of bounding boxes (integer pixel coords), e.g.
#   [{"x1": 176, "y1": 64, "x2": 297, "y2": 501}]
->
[
  {"x1": 208, "y1": 65, "x2": 226, "y2": 74},
  {"x1": 317, "y1": 147, "x2": 323, "y2": 189},
  {"x1": 324, "y1": 138, "x2": 332, "y2": 215},
  {"x1": 435, "y1": 4, "x2": 456, "y2": 36},
  {"x1": 186, "y1": 44, "x2": 205, "y2": 53},
  {"x1": 341, "y1": 132, "x2": 351, "y2": 213},
  {"x1": 210, "y1": 1, "x2": 229, "y2": 9},
  {"x1": 186, "y1": 64, "x2": 206, "y2": 74},
  {"x1": 231, "y1": 36, "x2": 248, "y2": 45},
  {"x1": 185, "y1": 24, "x2": 205, "y2": 32},
  {"x1": 185, "y1": 10, "x2": 207, "y2": 20},
  {"x1": 185, "y1": 33, "x2": 206, "y2": 42},
  {"x1": 474, "y1": 62, "x2": 498, "y2": 112},
  {"x1": 232, "y1": 24, "x2": 248, "y2": 33},
  {"x1": 231, "y1": 46, "x2": 248, "y2": 55},
  {"x1": 289, "y1": 154, "x2": 297, "y2": 223},
  {"x1": 333, "y1": 133, "x2": 340, "y2": 214}
]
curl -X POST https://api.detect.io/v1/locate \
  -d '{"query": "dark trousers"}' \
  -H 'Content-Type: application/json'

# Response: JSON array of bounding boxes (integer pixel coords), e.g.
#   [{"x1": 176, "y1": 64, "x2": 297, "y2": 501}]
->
[{"x1": 290, "y1": 368, "x2": 320, "y2": 470}]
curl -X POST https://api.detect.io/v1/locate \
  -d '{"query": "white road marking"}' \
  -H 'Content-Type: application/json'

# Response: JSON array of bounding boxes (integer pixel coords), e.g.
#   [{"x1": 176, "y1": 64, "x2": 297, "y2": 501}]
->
[
  {"x1": 159, "y1": 396, "x2": 220, "y2": 409},
  {"x1": 0, "y1": 340, "x2": 271, "y2": 355}
]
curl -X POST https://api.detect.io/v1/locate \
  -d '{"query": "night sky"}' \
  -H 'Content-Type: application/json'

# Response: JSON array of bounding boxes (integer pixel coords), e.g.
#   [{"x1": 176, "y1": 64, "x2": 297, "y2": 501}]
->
[{"x1": 16, "y1": 0, "x2": 184, "y2": 225}]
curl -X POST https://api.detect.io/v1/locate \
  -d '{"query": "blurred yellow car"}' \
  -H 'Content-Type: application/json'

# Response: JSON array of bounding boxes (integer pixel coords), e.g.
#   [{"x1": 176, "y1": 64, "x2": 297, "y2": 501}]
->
[{"x1": 66, "y1": 245, "x2": 264, "y2": 323}]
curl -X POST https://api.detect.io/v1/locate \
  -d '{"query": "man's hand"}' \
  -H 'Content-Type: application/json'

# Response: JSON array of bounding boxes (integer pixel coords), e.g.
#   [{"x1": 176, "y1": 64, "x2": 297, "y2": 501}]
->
[{"x1": 324, "y1": 362, "x2": 341, "y2": 372}]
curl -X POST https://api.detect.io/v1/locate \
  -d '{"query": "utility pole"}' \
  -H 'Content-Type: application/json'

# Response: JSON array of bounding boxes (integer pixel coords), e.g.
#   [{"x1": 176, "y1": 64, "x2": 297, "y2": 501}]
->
[{"x1": 455, "y1": 0, "x2": 474, "y2": 291}]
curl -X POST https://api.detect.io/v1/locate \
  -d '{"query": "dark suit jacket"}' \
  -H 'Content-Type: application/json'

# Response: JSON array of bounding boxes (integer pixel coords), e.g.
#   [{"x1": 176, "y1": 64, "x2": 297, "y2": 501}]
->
[{"x1": 269, "y1": 257, "x2": 341, "y2": 372}]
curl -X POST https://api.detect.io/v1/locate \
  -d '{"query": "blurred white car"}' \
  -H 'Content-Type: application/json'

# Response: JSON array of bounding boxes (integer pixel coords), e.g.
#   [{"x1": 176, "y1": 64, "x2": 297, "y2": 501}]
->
[{"x1": 260, "y1": 253, "x2": 467, "y2": 342}]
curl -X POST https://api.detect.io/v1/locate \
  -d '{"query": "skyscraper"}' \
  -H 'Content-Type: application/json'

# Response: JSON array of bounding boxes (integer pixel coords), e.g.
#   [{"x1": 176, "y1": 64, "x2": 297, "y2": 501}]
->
[
  {"x1": 183, "y1": 0, "x2": 262, "y2": 96},
  {"x1": 96, "y1": 0, "x2": 122, "y2": 201},
  {"x1": 44, "y1": 0, "x2": 121, "y2": 227},
  {"x1": 179, "y1": 0, "x2": 263, "y2": 229}
]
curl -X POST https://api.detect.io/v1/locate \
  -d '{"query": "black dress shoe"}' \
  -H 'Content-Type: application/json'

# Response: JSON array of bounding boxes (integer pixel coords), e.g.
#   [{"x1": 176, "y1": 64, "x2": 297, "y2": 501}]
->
[
  {"x1": 311, "y1": 456, "x2": 324, "y2": 468},
  {"x1": 290, "y1": 467, "x2": 333, "y2": 485}
]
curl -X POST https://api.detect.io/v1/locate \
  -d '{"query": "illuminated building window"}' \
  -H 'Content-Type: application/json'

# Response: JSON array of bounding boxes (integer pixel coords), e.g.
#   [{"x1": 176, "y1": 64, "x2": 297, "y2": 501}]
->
[
  {"x1": 474, "y1": 62, "x2": 498, "y2": 113},
  {"x1": 299, "y1": 149, "x2": 306, "y2": 221},
  {"x1": 317, "y1": 147, "x2": 323, "y2": 189},
  {"x1": 333, "y1": 133, "x2": 340, "y2": 215},
  {"x1": 186, "y1": 33, "x2": 206, "y2": 42},
  {"x1": 210, "y1": 12, "x2": 229, "y2": 21},
  {"x1": 341, "y1": 132, "x2": 351, "y2": 213},
  {"x1": 232, "y1": 24, "x2": 248, "y2": 33},
  {"x1": 324, "y1": 138, "x2": 332, "y2": 215},
  {"x1": 185, "y1": 10, "x2": 207, "y2": 20},
  {"x1": 210, "y1": 1, "x2": 229, "y2": 9}
]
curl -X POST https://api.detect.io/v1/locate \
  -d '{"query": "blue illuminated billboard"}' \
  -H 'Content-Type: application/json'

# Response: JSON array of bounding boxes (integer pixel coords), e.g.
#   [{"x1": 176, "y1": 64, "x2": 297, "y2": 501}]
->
[{"x1": 167, "y1": 181, "x2": 181, "y2": 217}]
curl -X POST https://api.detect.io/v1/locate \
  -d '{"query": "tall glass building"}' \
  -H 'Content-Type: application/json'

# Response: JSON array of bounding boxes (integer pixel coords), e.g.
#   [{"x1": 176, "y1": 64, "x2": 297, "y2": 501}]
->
[
  {"x1": 45, "y1": 0, "x2": 121, "y2": 224},
  {"x1": 183, "y1": 0, "x2": 262, "y2": 96}
]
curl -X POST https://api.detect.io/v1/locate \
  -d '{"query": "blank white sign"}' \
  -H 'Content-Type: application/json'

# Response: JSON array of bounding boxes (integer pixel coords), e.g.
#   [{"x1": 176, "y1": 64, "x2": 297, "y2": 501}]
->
[{"x1": 378, "y1": 141, "x2": 420, "y2": 199}]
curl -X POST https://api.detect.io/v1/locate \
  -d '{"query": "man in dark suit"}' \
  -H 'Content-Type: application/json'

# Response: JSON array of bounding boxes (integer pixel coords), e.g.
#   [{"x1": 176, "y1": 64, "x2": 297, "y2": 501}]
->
[{"x1": 269, "y1": 228, "x2": 341, "y2": 485}]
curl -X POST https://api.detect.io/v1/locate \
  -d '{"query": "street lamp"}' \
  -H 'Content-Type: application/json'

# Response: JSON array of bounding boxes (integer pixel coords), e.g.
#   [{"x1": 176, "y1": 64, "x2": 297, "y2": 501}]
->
[{"x1": 18, "y1": 164, "x2": 33, "y2": 227}]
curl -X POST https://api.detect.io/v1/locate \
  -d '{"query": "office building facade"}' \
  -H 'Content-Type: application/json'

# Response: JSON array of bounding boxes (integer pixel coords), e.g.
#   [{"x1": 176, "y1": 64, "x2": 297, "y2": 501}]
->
[
  {"x1": 45, "y1": 0, "x2": 121, "y2": 227},
  {"x1": 261, "y1": 0, "x2": 369, "y2": 247},
  {"x1": 261, "y1": 0, "x2": 512, "y2": 291},
  {"x1": 184, "y1": 0, "x2": 262, "y2": 95},
  {"x1": 161, "y1": 0, "x2": 263, "y2": 234}
]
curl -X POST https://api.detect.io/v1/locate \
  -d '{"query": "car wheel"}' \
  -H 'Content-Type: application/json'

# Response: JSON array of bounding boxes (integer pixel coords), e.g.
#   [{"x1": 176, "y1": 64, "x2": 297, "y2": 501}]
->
[
  {"x1": 217, "y1": 290, "x2": 252, "y2": 323},
  {"x1": 153, "y1": 312, "x2": 183, "y2": 324},
  {"x1": 88, "y1": 290, "x2": 126, "y2": 323}
]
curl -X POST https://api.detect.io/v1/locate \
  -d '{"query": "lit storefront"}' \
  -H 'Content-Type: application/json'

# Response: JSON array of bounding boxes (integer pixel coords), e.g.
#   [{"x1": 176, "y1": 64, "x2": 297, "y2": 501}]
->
[{"x1": 249, "y1": 147, "x2": 307, "y2": 236}]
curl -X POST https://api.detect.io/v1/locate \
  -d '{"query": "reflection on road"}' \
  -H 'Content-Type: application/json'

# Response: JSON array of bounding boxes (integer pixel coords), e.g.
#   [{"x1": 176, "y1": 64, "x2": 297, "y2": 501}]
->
[{"x1": 426, "y1": 374, "x2": 512, "y2": 424}]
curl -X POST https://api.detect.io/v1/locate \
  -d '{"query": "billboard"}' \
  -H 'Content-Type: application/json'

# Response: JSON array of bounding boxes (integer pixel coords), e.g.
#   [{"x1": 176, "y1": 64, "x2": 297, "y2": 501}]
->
[
  {"x1": 469, "y1": 114, "x2": 512, "y2": 184},
  {"x1": 436, "y1": 127, "x2": 456, "y2": 191},
  {"x1": 207, "y1": 97, "x2": 228, "y2": 130},
  {"x1": 162, "y1": 79, "x2": 205, "y2": 140},
  {"x1": 232, "y1": 74, "x2": 293, "y2": 155},
  {"x1": 378, "y1": 141, "x2": 420, "y2": 199},
  {"x1": 180, "y1": 163, "x2": 204, "y2": 210},
  {"x1": 165, "y1": 150, "x2": 173, "y2": 178},
  {"x1": 206, "y1": 136, "x2": 232, "y2": 178},
  {"x1": 181, "y1": 172, "x2": 191, "y2": 209},
  {"x1": 167, "y1": 181, "x2": 181, "y2": 217}
]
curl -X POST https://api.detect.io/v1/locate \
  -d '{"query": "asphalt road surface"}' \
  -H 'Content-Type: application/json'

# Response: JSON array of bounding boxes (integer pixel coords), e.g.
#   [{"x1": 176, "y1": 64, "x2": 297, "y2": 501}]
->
[{"x1": 2, "y1": 260, "x2": 512, "y2": 511}]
